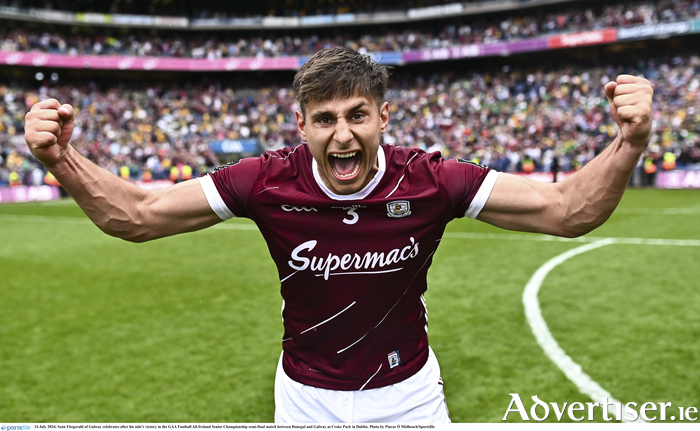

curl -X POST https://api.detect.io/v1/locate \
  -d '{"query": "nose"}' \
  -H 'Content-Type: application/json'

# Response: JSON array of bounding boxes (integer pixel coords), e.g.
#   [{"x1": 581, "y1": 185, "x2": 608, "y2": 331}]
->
[{"x1": 333, "y1": 118, "x2": 353, "y2": 145}]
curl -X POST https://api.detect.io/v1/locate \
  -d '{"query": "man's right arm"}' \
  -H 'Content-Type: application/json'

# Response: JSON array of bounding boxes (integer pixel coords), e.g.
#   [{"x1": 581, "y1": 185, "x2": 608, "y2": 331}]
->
[{"x1": 24, "y1": 99, "x2": 222, "y2": 242}]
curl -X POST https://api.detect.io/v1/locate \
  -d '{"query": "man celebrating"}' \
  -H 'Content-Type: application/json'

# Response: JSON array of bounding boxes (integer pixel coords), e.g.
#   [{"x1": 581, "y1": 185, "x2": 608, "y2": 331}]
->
[{"x1": 24, "y1": 47, "x2": 653, "y2": 423}]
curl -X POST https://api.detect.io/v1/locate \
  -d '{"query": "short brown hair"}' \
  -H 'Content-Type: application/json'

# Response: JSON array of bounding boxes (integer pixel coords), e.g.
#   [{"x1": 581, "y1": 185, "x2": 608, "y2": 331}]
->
[{"x1": 293, "y1": 47, "x2": 391, "y2": 116}]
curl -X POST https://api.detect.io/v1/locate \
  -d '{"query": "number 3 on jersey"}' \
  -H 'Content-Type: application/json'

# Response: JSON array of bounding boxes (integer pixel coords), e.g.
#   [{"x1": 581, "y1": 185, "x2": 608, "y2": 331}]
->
[
  {"x1": 343, "y1": 208, "x2": 359, "y2": 225},
  {"x1": 333, "y1": 205, "x2": 365, "y2": 225}
]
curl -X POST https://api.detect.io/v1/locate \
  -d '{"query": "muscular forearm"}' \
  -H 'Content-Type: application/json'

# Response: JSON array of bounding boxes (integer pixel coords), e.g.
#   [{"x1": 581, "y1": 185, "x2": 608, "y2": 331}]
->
[
  {"x1": 25, "y1": 100, "x2": 220, "y2": 242},
  {"x1": 479, "y1": 137, "x2": 643, "y2": 238},
  {"x1": 478, "y1": 75, "x2": 652, "y2": 238},
  {"x1": 49, "y1": 146, "x2": 220, "y2": 242},
  {"x1": 49, "y1": 145, "x2": 155, "y2": 241},
  {"x1": 555, "y1": 133, "x2": 643, "y2": 236},
  {"x1": 553, "y1": 75, "x2": 652, "y2": 236}
]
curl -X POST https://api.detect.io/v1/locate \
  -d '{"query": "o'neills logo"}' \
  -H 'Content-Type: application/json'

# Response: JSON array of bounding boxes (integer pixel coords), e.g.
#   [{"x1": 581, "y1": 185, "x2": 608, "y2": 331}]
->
[{"x1": 288, "y1": 238, "x2": 420, "y2": 280}]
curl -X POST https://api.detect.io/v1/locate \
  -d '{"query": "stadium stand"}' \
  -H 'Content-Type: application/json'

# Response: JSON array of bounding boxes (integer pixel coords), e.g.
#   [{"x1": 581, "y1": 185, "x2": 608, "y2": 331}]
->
[
  {"x1": 1, "y1": 1, "x2": 699, "y2": 57},
  {"x1": 1, "y1": 0, "x2": 699, "y2": 189}
]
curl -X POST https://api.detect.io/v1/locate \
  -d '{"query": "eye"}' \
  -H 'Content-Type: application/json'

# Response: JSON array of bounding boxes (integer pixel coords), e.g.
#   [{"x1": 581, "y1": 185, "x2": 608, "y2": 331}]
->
[{"x1": 352, "y1": 112, "x2": 365, "y2": 121}]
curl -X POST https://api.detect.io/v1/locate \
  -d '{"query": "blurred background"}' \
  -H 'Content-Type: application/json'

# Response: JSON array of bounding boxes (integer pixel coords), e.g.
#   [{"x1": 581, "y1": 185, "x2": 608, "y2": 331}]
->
[
  {"x1": 1, "y1": 0, "x2": 699, "y2": 195},
  {"x1": 1, "y1": 0, "x2": 699, "y2": 423}
]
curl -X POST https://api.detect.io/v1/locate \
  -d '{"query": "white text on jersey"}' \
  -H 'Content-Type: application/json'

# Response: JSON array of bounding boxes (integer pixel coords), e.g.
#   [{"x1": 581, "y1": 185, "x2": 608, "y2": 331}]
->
[
  {"x1": 281, "y1": 205, "x2": 318, "y2": 212},
  {"x1": 288, "y1": 238, "x2": 420, "y2": 280}
]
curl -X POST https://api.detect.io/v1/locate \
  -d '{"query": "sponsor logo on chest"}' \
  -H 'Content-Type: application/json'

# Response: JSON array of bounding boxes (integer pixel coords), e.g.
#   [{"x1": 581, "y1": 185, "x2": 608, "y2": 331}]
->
[{"x1": 288, "y1": 237, "x2": 420, "y2": 280}]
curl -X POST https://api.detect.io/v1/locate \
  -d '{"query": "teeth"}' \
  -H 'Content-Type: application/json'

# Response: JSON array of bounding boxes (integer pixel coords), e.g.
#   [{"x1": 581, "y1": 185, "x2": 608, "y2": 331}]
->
[
  {"x1": 329, "y1": 151, "x2": 361, "y2": 179},
  {"x1": 336, "y1": 163, "x2": 361, "y2": 178},
  {"x1": 331, "y1": 151, "x2": 357, "y2": 159}
]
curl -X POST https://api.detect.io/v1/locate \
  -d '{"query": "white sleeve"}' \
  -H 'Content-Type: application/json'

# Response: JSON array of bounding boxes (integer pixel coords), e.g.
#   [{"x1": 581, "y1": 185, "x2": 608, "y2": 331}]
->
[
  {"x1": 464, "y1": 170, "x2": 500, "y2": 219},
  {"x1": 197, "y1": 175, "x2": 236, "y2": 220}
]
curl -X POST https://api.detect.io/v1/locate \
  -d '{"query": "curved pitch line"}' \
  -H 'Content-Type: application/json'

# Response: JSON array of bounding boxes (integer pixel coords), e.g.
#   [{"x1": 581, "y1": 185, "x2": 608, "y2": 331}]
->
[{"x1": 522, "y1": 238, "x2": 645, "y2": 423}]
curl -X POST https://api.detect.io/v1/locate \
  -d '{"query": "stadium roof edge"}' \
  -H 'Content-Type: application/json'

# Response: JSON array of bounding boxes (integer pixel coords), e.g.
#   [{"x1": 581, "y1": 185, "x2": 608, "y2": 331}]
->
[{"x1": 0, "y1": 0, "x2": 583, "y2": 31}]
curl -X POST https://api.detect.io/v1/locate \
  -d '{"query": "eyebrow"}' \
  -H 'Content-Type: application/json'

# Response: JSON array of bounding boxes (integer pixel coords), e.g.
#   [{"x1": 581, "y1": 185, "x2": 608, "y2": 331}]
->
[{"x1": 309, "y1": 101, "x2": 370, "y2": 122}]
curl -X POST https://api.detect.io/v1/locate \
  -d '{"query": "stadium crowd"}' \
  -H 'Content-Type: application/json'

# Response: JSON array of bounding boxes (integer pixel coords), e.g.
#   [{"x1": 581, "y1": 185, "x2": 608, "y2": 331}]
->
[
  {"x1": 1, "y1": 0, "x2": 699, "y2": 58},
  {"x1": 2, "y1": 51, "x2": 699, "y2": 187}
]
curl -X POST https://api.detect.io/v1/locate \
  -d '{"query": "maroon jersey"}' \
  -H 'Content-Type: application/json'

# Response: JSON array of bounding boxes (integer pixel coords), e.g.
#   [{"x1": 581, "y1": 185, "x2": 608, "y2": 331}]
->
[{"x1": 199, "y1": 143, "x2": 498, "y2": 391}]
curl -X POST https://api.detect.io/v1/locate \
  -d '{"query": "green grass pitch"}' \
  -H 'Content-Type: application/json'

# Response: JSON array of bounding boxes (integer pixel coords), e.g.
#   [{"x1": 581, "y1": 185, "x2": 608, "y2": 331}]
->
[{"x1": 1, "y1": 188, "x2": 698, "y2": 423}]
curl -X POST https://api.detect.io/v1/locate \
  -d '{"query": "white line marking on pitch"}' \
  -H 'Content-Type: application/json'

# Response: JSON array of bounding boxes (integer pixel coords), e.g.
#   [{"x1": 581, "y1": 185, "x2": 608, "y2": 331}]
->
[
  {"x1": 520, "y1": 237, "x2": 700, "y2": 423},
  {"x1": 0, "y1": 214, "x2": 260, "y2": 230},
  {"x1": 4, "y1": 214, "x2": 700, "y2": 247},
  {"x1": 522, "y1": 239, "x2": 645, "y2": 422},
  {"x1": 443, "y1": 231, "x2": 700, "y2": 247},
  {"x1": 0, "y1": 214, "x2": 93, "y2": 224},
  {"x1": 21, "y1": 202, "x2": 700, "y2": 213},
  {"x1": 3, "y1": 212, "x2": 699, "y2": 419},
  {"x1": 614, "y1": 208, "x2": 700, "y2": 215}
]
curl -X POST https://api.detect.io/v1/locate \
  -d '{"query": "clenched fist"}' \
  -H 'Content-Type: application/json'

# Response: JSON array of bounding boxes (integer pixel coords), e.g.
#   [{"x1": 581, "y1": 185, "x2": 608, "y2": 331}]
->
[
  {"x1": 604, "y1": 75, "x2": 654, "y2": 149},
  {"x1": 24, "y1": 99, "x2": 75, "y2": 168}
]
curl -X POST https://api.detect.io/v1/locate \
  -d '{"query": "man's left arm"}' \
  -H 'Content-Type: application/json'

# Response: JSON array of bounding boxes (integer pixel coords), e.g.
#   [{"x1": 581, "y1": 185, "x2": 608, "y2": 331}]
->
[{"x1": 477, "y1": 75, "x2": 653, "y2": 238}]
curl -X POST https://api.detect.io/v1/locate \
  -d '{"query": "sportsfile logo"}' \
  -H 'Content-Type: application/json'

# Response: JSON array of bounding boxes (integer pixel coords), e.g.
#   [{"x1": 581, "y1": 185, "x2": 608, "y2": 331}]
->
[
  {"x1": 2, "y1": 426, "x2": 31, "y2": 431},
  {"x1": 504, "y1": 394, "x2": 699, "y2": 422}
]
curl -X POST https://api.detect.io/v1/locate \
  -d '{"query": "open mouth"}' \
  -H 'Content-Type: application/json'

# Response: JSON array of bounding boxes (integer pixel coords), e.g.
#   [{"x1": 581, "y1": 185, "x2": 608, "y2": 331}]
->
[{"x1": 329, "y1": 151, "x2": 362, "y2": 181}]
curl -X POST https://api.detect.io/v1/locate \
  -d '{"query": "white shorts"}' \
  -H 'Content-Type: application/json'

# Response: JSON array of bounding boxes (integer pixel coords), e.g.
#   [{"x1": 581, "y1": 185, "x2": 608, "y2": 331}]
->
[{"x1": 274, "y1": 347, "x2": 451, "y2": 423}]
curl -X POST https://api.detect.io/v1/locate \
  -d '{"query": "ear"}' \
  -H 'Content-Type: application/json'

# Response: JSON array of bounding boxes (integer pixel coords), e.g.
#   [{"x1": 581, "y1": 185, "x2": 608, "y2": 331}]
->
[
  {"x1": 379, "y1": 101, "x2": 389, "y2": 134},
  {"x1": 295, "y1": 110, "x2": 307, "y2": 142}
]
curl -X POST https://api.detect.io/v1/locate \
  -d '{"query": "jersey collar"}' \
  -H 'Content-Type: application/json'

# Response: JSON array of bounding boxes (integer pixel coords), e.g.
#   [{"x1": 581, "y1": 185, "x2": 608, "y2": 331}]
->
[{"x1": 312, "y1": 145, "x2": 386, "y2": 201}]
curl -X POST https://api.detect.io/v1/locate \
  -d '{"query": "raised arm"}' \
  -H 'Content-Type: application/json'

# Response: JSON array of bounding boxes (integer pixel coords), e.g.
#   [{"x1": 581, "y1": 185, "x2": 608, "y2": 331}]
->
[
  {"x1": 24, "y1": 99, "x2": 221, "y2": 242},
  {"x1": 477, "y1": 75, "x2": 653, "y2": 238}
]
